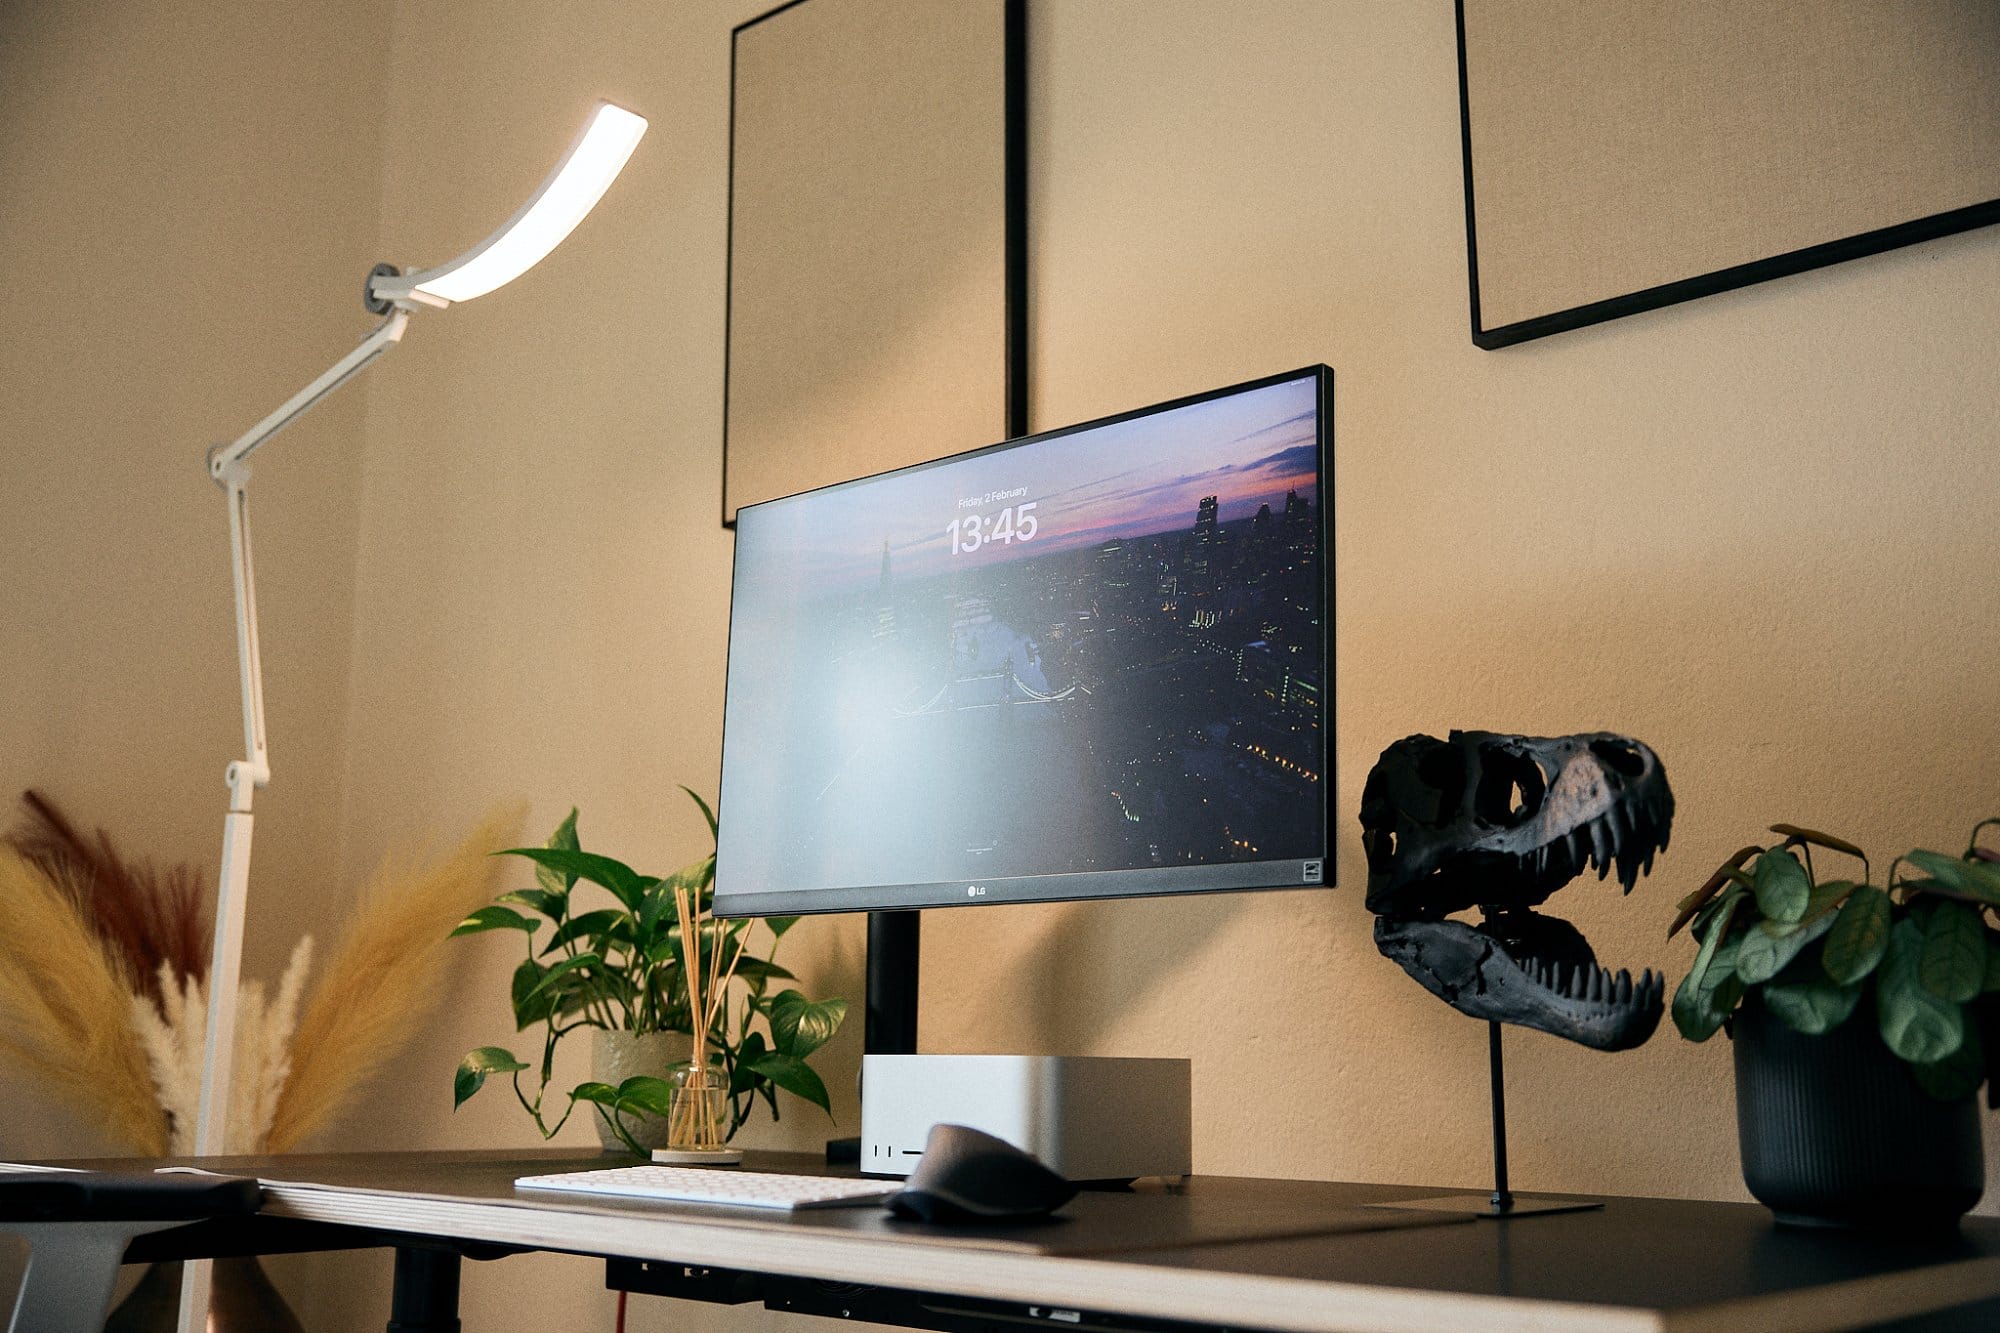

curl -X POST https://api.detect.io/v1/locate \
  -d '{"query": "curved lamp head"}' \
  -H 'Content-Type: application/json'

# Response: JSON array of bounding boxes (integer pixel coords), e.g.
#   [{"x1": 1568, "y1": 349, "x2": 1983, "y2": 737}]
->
[{"x1": 369, "y1": 100, "x2": 647, "y2": 310}]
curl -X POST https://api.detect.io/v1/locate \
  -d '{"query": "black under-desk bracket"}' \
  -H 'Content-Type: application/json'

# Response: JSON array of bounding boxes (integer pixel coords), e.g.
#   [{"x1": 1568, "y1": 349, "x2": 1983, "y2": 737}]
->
[{"x1": 606, "y1": 1262, "x2": 1238, "y2": 1333}]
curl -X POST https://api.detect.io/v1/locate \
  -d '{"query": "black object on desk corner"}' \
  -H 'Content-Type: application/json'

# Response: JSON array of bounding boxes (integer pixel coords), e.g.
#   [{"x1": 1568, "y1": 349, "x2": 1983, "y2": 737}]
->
[
  {"x1": 889, "y1": 1124, "x2": 1078, "y2": 1224},
  {"x1": 0, "y1": 1169, "x2": 265, "y2": 1333},
  {"x1": 0, "y1": 1169, "x2": 263, "y2": 1221}
]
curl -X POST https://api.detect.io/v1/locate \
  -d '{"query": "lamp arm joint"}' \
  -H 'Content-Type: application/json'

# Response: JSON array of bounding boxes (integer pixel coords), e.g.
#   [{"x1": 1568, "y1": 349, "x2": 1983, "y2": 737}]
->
[{"x1": 206, "y1": 305, "x2": 411, "y2": 485}]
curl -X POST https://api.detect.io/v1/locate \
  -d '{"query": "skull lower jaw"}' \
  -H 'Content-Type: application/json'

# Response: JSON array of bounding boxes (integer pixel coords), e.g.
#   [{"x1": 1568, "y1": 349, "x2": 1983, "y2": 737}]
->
[{"x1": 1374, "y1": 913, "x2": 1664, "y2": 1052}]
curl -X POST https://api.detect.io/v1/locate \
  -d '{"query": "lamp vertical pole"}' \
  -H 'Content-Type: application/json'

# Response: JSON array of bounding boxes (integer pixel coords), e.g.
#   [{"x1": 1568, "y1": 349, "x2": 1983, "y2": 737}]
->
[{"x1": 177, "y1": 463, "x2": 269, "y2": 1330}]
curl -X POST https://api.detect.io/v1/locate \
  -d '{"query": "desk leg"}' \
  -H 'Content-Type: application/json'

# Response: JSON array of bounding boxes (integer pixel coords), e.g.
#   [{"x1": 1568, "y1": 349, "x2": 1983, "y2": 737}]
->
[{"x1": 387, "y1": 1246, "x2": 461, "y2": 1333}]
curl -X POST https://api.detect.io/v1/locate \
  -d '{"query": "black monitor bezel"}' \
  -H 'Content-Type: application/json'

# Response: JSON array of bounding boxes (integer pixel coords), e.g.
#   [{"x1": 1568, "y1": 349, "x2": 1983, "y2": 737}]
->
[{"x1": 713, "y1": 364, "x2": 1334, "y2": 919}]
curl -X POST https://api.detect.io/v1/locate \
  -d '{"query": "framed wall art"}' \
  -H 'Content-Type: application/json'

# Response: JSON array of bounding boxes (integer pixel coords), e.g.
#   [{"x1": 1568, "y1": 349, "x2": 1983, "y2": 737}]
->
[
  {"x1": 724, "y1": 0, "x2": 1026, "y2": 523},
  {"x1": 1458, "y1": 0, "x2": 2000, "y2": 349}
]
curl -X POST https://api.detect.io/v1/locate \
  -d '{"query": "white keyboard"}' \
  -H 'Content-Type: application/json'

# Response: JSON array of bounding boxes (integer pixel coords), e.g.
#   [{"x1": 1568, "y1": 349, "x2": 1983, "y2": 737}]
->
[{"x1": 514, "y1": 1165, "x2": 901, "y2": 1211}]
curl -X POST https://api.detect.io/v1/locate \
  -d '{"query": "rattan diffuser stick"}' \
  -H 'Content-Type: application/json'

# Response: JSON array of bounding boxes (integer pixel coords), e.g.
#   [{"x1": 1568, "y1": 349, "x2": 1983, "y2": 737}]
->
[{"x1": 671, "y1": 871, "x2": 733, "y2": 1149}]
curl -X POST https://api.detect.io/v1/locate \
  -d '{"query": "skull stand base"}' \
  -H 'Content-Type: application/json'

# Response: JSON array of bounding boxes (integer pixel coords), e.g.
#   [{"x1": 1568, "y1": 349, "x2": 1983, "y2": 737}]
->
[{"x1": 1369, "y1": 1020, "x2": 1602, "y2": 1219}]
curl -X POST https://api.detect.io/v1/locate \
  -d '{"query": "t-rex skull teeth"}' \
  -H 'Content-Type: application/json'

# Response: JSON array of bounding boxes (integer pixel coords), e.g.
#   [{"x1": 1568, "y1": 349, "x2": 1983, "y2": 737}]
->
[{"x1": 1360, "y1": 731, "x2": 1674, "y2": 1051}]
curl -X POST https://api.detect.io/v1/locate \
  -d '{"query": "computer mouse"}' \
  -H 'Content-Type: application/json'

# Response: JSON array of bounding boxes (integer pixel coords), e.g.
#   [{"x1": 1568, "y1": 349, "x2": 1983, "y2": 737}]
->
[{"x1": 889, "y1": 1124, "x2": 1078, "y2": 1224}]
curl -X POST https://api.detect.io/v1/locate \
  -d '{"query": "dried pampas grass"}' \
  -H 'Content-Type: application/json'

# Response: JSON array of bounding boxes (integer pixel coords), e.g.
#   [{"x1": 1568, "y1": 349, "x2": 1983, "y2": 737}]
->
[
  {"x1": 0, "y1": 848, "x2": 168, "y2": 1154},
  {"x1": 266, "y1": 804, "x2": 521, "y2": 1152},
  {"x1": 131, "y1": 938, "x2": 315, "y2": 1154},
  {"x1": 9, "y1": 790, "x2": 207, "y2": 1010}
]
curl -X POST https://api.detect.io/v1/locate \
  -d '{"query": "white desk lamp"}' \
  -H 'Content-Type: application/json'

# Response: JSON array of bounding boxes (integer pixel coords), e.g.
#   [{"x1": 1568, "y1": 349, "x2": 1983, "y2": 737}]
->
[{"x1": 182, "y1": 100, "x2": 645, "y2": 1331}]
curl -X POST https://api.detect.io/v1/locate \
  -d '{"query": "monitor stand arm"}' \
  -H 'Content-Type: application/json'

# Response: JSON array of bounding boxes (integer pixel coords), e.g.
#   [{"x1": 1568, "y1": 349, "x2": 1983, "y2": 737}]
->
[
  {"x1": 827, "y1": 910, "x2": 921, "y2": 1164},
  {"x1": 864, "y1": 910, "x2": 921, "y2": 1054}
]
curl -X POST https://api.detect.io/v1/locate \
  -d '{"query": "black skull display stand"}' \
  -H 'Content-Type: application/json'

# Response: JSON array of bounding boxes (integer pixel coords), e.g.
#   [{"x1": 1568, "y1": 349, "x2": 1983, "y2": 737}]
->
[{"x1": 1359, "y1": 731, "x2": 1674, "y2": 1216}]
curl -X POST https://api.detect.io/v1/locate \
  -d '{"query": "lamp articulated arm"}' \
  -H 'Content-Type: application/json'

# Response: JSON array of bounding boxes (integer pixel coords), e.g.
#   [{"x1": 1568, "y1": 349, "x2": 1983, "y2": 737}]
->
[
  {"x1": 180, "y1": 299, "x2": 412, "y2": 1331},
  {"x1": 205, "y1": 303, "x2": 411, "y2": 816}
]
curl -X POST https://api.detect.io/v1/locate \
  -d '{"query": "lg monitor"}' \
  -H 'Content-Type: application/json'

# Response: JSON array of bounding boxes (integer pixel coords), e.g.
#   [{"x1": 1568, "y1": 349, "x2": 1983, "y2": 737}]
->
[{"x1": 715, "y1": 366, "x2": 1332, "y2": 920}]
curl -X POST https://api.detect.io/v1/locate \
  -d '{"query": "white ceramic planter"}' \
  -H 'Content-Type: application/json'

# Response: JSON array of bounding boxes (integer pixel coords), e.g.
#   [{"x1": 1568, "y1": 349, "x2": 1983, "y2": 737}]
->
[{"x1": 589, "y1": 1029, "x2": 686, "y2": 1153}]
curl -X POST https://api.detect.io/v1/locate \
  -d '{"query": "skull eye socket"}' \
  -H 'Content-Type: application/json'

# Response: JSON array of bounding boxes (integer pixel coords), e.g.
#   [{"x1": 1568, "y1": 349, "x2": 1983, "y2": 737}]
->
[
  {"x1": 1474, "y1": 750, "x2": 1545, "y2": 827},
  {"x1": 1363, "y1": 826, "x2": 1397, "y2": 873},
  {"x1": 1412, "y1": 742, "x2": 1466, "y2": 824},
  {"x1": 1591, "y1": 738, "x2": 1646, "y2": 778}
]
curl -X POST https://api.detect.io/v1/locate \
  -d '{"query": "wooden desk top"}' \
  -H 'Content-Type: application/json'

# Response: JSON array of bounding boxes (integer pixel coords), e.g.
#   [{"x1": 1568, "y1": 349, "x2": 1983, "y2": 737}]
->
[{"x1": 22, "y1": 1148, "x2": 2000, "y2": 1333}]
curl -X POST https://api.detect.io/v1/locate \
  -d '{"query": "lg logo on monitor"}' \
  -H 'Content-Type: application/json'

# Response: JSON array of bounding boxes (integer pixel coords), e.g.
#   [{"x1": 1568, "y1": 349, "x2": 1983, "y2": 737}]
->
[{"x1": 966, "y1": 885, "x2": 987, "y2": 898}]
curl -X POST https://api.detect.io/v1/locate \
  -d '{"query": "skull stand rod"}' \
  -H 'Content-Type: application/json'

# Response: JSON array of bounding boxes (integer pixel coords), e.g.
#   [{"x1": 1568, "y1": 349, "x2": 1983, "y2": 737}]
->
[
  {"x1": 1372, "y1": 1019, "x2": 1602, "y2": 1219},
  {"x1": 1486, "y1": 1020, "x2": 1512, "y2": 1212},
  {"x1": 1462, "y1": 1021, "x2": 1601, "y2": 1217}
]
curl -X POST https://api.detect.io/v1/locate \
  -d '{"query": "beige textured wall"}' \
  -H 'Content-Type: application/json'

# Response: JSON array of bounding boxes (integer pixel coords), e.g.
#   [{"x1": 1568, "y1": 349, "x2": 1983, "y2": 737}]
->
[
  {"x1": 0, "y1": 0, "x2": 386, "y2": 1158},
  {"x1": 5, "y1": 1, "x2": 1999, "y2": 1329}
]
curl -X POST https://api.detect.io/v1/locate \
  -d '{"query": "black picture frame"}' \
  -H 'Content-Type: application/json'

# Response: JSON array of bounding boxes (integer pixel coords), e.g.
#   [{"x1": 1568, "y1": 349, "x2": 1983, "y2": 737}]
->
[
  {"x1": 1456, "y1": 0, "x2": 2000, "y2": 351},
  {"x1": 722, "y1": 0, "x2": 1028, "y2": 527}
]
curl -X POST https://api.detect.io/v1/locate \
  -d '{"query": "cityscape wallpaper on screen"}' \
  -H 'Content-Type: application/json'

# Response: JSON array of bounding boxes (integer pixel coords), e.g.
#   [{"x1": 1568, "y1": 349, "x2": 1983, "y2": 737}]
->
[{"x1": 718, "y1": 374, "x2": 1325, "y2": 909}]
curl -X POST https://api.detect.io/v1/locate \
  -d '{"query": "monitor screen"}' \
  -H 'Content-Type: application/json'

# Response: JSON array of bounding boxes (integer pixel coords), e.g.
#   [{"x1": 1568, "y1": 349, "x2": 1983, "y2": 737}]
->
[{"x1": 714, "y1": 366, "x2": 1332, "y2": 917}]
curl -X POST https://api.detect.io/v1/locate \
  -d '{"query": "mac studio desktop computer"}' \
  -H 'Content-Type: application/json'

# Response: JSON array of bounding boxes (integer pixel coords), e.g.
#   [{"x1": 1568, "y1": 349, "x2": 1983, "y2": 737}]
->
[{"x1": 714, "y1": 366, "x2": 1333, "y2": 1181}]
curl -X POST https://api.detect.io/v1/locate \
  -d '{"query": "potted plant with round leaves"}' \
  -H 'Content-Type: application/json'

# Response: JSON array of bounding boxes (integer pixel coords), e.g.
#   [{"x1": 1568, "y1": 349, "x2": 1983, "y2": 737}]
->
[
  {"x1": 1670, "y1": 818, "x2": 2000, "y2": 1229},
  {"x1": 449, "y1": 790, "x2": 847, "y2": 1154}
]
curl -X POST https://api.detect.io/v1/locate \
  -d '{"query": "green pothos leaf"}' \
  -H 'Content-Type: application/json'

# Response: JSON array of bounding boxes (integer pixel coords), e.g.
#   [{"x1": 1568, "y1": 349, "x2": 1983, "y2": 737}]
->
[
  {"x1": 511, "y1": 958, "x2": 556, "y2": 1029},
  {"x1": 612, "y1": 1075, "x2": 673, "y2": 1117},
  {"x1": 768, "y1": 991, "x2": 848, "y2": 1060},
  {"x1": 523, "y1": 952, "x2": 605, "y2": 1002},
  {"x1": 496, "y1": 888, "x2": 565, "y2": 921},
  {"x1": 532, "y1": 808, "x2": 582, "y2": 897},
  {"x1": 449, "y1": 905, "x2": 537, "y2": 938},
  {"x1": 681, "y1": 786, "x2": 719, "y2": 840},
  {"x1": 732, "y1": 957, "x2": 797, "y2": 987},
  {"x1": 455, "y1": 1046, "x2": 528, "y2": 1108},
  {"x1": 501, "y1": 849, "x2": 649, "y2": 912},
  {"x1": 542, "y1": 908, "x2": 630, "y2": 957},
  {"x1": 730, "y1": 1031, "x2": 769, "y2": 1098},
  {"x1": 749, "y1": 1051, "x2": 832, "y2": 1116},
  {"x1": 568, "y1": 1080, "x2": 620, "y2": 1107}
]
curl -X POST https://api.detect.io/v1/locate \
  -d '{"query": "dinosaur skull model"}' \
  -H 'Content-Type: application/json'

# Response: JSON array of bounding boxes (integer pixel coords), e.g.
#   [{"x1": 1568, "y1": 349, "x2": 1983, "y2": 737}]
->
[{"x1": 1359, "y1": 731, "x2": 1674, "y2": 1051}]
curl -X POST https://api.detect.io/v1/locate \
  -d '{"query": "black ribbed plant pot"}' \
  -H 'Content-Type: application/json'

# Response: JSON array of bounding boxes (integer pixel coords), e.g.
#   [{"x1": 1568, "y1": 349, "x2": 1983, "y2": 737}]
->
[{"x1": 1734, "y1": 994, "x2": 1984, "y2": 1231}]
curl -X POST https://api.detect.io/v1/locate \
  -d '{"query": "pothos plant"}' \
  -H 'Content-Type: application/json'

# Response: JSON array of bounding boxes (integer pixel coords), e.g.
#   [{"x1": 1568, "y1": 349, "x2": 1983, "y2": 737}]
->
[
  {"x1": 450, "y1": 790, "x2": 847, "y2": 1153},
  {"x1": 1669, "y1": 818, "x2": 2000, "y2": 1103}
]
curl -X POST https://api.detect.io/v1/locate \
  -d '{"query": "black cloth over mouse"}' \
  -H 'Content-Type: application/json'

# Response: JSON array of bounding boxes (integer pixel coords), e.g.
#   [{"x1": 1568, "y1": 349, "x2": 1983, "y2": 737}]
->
[{"x1": 889, "y1": 1124, "x2": 1077, "y2": 1224}]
